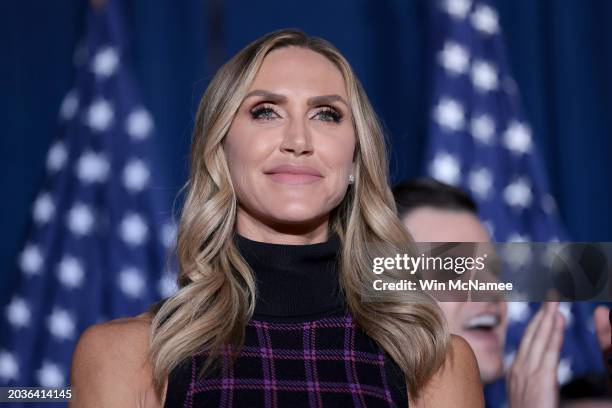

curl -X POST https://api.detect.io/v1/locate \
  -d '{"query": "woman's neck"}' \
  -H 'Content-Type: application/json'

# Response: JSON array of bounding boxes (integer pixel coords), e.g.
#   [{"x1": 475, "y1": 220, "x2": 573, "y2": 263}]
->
[{"x1": 233, "y1": 231, "x2": 346, "y2": 319}]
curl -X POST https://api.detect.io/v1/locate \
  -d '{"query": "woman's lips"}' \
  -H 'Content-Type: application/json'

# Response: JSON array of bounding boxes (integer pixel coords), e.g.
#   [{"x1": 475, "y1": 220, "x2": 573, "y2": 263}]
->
[{"x1": 266, "y1": 172, "x2": 323, "y2": 185}]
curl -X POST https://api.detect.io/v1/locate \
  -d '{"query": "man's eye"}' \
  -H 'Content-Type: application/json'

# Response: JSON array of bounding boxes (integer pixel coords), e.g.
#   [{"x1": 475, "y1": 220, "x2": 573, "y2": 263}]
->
[
  {"x1": 314, "y1": 108, "x2": 343, "y2": 123},
  {"x1": 250, "y1": 106, "x2": 278, "y2": 120}
]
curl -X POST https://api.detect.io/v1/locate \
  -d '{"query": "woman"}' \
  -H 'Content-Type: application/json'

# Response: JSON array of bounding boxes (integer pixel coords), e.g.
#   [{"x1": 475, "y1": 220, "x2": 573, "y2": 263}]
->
[{"x1": 70, "y1": 29, "x2": 483, "y2": 407}]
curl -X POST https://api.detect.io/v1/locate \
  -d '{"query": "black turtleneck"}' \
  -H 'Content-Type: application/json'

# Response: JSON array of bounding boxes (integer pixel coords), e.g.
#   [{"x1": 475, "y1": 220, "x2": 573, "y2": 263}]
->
[
  {"x1": 164, "y1": 231, "x2": 410, "y2": 408},
  {"x1": 233, "y1": 231, "x2": 347, "y2": 322}
]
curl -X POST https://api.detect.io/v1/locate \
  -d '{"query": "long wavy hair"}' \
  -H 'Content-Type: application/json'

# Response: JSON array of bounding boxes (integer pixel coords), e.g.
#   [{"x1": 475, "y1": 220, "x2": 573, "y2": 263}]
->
[{"x1": 148, "y1": 28, "x2": 450, "y2": 400}]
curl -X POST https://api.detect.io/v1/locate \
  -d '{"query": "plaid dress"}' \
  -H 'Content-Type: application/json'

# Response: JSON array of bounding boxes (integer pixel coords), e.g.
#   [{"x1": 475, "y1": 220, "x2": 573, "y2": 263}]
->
[
  {"x1": 163, "y1": 309, "x2": 409, "y2": 408},
  {"x1": 162, "y1": 232, "x2": 409, "y2": 407}
]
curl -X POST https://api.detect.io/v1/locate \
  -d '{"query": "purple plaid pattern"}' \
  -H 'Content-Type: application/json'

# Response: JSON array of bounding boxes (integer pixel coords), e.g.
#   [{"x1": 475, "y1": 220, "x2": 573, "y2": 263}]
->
[{"x1": 168, "y1": 312, "x2": 408, "y2": 408}]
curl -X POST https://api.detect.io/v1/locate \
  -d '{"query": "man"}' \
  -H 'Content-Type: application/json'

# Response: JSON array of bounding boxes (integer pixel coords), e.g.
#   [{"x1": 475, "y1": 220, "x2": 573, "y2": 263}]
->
[{"x1": 393, "y1": 178, "x2": 611, "y2": 408}]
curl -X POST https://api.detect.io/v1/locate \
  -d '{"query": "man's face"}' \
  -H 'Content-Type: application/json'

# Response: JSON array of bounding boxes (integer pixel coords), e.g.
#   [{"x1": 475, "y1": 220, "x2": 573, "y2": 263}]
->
[{"x1": 402, "y1": 206, "x2": 508, "y2": 384}]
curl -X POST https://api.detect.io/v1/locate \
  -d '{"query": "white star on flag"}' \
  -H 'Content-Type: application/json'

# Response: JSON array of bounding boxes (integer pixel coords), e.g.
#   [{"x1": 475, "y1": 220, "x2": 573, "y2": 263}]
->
[
  {"x1": 123, "y1": 159, "x2": 150, "y2": 192},
  {"x1": 126, "y1": 108, "x2": 154, "y2": 140},
  {"x1": 443, "y1": 0, "x2": 472, "y2": 19},
  {"x1": 47, "y1": 308, "x2": 76, "y2": 341},
  {"x1": 118, "y1": 267, "x2": 146, "y2": 298},
  {"x1": 468, "y1": 167, "x2": 493, "y2": 199},
  {"x1": 503, "y1": 350, "x2": 516, "y2": 372},
  {"x1": 506, "y1": 301, "x2": 530, "y2": 323},
  {"x1": 503, "y1": 244, "x2": 532, "y2": 270},
  {"x1": 57, "y1": 256, "x2": 85, "y2": 289},
  {"x1": 471, "y1": 60, "x2": 498, "y2": 92},
  {"x1": 507, "y1": 232, "x2": 530, "y2": 242},
  {"x1": 160, "y1": 221, "x2": 177, "y2": 249},
  {"x1": 60, "y1": 90, "x2": 79, "y2": 120},
  {"x1": 0, "y1": 351, "x2": 18, "y2": 382},
  {"x1": 36, "y1": 361, "x2": 65, "y2": 388},
  {"x1": 557, "y1": 357, "x2": 573, "y2": 385},
  {"x1": 76, "y1": 151, "x2": 110, "y2": 183},
  {"x1": 33, "y1": 192, "x2": 56, "y2": 225},
  {"x1": 434, "y1": 98, "x2": 465, "y2": 132},
  {"x1": 503, "y1": 178, "x2": 533, "y2": 208},
  {"x1": 6, "y1": 297, "x2": 31, "y2": 329},
  {"x1": 86, "y1": 98, "x2": 114, "y2": 132},
  {"x1": 119, "y1": 213, "x2": 149, "y2": 246},
  {"x1": 67, "y1": 203, "x2": 95, "y2": 236},
  {"x1": 429, "y1": 153, "x2": 461, "y2": 185},
  {"x1": 503, "y1": 121, "x2": 532, "y2": 154},
  {"x1": 91, "y1": 46, "x2": 120, "y2": 78},
  {"x1": 471, "y1": 4, "x2": 499, "y2": 35},
  {"x1": 19, "y1": 244, "x2": 43, "y2": 276},
  {"x1": 482, "y1": 220, "x2": 495, "y2": 237},
  {"x1": 470, "y1": 114, "x2": 495, "y2": 144},
  {"x1": 438, "y1": 41, "x2": 470, "y2": 75},
  {"x1": 158, "y1": 274, "x2": 178, "y2": 298},
  {"x1": 46, "y1": 141, "x2": 68, "y2": 172},
  {"x1": 558, "y1": 302, "x2": 573, "y2": 327}
]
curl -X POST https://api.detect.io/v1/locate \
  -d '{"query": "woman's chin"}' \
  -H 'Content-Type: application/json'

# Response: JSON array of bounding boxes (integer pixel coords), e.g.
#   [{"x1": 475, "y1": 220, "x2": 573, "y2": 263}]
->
[
  {"x1": 262, "y1": 210, "x2": 328, "y2": 229},
  {"x1": 271, "y1": 214, "x2": 324, "y2": 226}
]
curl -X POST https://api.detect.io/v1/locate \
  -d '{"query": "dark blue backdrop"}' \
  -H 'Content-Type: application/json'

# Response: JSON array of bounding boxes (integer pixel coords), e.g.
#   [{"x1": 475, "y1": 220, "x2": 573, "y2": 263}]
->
[{"x1": 1, "y1": 0, "x2": 611, "y2": 299}]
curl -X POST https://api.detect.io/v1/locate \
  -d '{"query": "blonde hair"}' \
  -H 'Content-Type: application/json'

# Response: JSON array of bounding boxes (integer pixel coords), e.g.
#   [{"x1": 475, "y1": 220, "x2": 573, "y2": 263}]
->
[{"x1": 148, "y1": 28, "x2": 449, "y2": 400}]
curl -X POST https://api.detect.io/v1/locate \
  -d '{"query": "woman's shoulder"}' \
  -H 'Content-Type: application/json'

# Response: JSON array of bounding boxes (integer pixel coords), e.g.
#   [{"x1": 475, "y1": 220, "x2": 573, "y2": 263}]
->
[
  {"x1": 408, "y1": 334, "x2": 484, "y2": 408},
  {"x1": 70, "y1": 312, "x2": 165, "y2": 407},
  {"x1": 73, "y1": 312, "x2": 153, "y2": 364}
]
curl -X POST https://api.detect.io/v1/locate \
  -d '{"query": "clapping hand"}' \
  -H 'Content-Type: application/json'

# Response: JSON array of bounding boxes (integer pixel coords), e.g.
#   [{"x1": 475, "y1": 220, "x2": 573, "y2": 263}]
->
[
  {"x1": 594, "y1": 305, "x2": 611, "y2": 379},
  {"x1": 507, "y1": 301, "x2": 565, "y2": 408}
]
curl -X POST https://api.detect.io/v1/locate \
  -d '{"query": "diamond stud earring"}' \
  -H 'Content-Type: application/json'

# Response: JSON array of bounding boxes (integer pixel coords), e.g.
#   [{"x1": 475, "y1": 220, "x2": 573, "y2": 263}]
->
[{"x1": 348, "y1": 174, "x2": 355, "y2": 184}]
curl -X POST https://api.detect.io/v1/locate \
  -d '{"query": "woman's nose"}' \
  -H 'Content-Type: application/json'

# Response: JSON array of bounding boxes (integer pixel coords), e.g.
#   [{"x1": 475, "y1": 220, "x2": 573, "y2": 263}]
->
[{"x1": 279, "y1": 117, "x2": 313, "y2": 156}]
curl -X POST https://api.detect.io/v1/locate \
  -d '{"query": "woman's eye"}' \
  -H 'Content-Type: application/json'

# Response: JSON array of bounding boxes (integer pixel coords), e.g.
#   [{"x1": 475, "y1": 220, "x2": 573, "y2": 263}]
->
[
  {"x1": 314, "y1": 108, "x2": 343, "y2": 123},
  {"x1": 250, "y1": 106, "x2": 278, "y2": 120}
]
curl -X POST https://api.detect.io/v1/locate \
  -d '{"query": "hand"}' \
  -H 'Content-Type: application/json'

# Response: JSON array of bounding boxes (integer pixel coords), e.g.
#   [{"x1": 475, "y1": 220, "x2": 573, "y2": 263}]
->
[
  {"x1": 507, "y1": 302, "x2": 565, "y2": 408},
  {"x1": 594, "y1": 305, "x2": 611, "y2": 351},
  {"x1": 593, "y1": 305, "x2": 611, "y2": 374}
]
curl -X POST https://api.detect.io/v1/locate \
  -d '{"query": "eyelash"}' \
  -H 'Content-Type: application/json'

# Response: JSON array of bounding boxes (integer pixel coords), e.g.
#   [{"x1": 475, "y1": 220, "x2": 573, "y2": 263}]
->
[
  {"x1": 316, "y1": 107, "x2": 343, "y2": 123},
  {"x1": 249, "y1": 104, "x2": 343, "y2": 123},
  {"x1": 250, "y1": 104, "x2": 278, "y2": 121}
]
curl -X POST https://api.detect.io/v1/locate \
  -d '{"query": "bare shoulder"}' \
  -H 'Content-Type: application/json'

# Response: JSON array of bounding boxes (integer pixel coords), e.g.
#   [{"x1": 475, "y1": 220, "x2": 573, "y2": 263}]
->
[
  {"x1": 409, "y1": 334, "x2": 484, "y2": 408},
  {"x1": 72, "y1": 312, "x2": 152, "y2": 372},
  {"x1": 70, "y1": 312, "x2": 164, "y2": 407},
  {"x1": 76, "y1": 312, "x2": 152, "y2": 350}
]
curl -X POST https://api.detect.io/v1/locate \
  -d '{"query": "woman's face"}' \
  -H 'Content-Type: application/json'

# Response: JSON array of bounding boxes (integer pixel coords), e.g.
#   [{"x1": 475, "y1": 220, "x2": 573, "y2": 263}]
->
[{"x1": 224, "y1": 46, "x2": 356, "y2": 241}]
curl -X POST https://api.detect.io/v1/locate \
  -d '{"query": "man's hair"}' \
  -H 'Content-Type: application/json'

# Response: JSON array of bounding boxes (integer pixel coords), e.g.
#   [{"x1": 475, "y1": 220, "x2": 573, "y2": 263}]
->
[{"x1": 392, "y1": 178, "x2": 478, "y2": 218}]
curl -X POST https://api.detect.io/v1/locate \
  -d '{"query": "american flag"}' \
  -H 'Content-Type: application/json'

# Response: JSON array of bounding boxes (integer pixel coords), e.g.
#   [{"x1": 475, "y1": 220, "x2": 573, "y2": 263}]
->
[
  {"x1": 0, "y1": 1, "x2": 176, "y2": 400},
  {"x1": 424, "y1": 0, "x2": 605, "y2": 406}
]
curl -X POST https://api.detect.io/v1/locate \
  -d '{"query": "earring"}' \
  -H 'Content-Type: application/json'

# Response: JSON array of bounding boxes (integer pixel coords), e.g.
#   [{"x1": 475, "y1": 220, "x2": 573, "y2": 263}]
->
[{"x1": 348, "y1": 174, "x2": 355, "y2": 184}]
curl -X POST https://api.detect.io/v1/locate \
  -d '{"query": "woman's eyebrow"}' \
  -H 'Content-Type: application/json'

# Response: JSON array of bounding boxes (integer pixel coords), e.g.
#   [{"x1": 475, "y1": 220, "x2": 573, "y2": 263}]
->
[
  {"x1": 243, "y1": 90, "x2": 349, "y2": 109},
  {"x1": 243, "y1": 90, "x2": 287, "y2": 103},
  {"x1": 307, "y1": 95, "x2": 349, "y2": 110}
]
